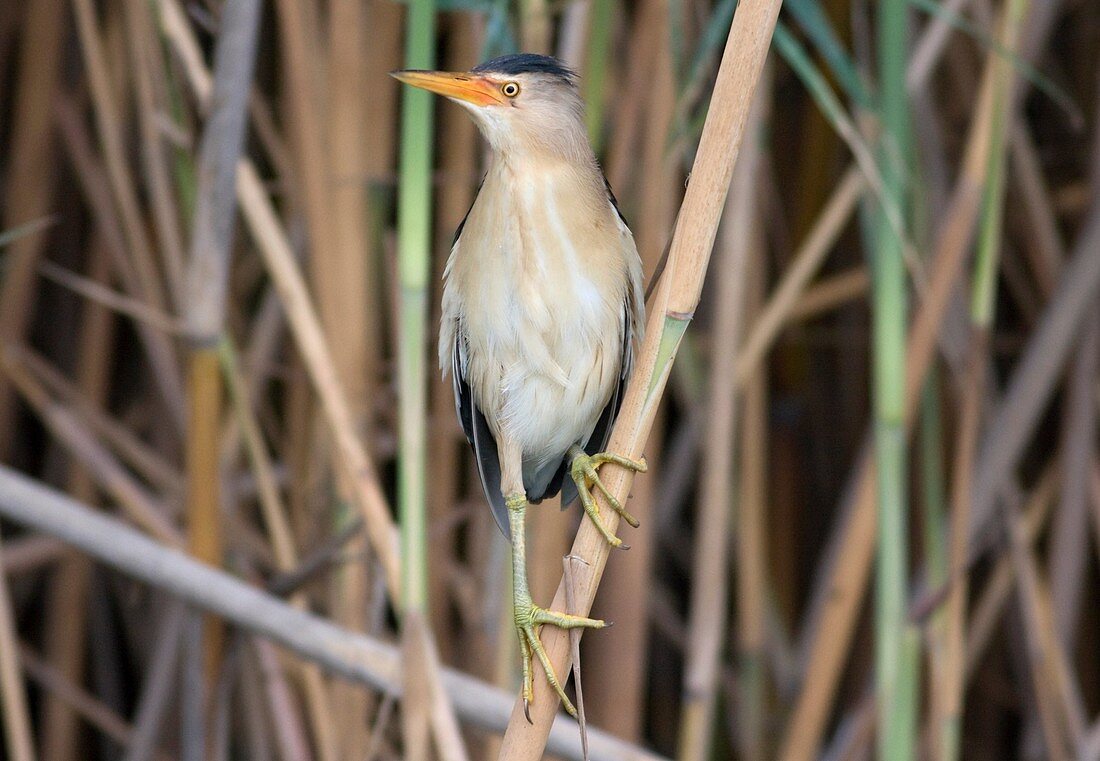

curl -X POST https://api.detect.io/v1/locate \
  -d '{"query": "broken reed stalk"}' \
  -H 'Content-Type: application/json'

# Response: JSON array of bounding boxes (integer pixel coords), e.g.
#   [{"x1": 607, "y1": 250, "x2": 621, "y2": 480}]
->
[
  {"x1": 496, "y1": 0, "x2": 783, "y2": 756},
  {"x1": 0, "y1": 466, "x2": 666, "y2": 761}
]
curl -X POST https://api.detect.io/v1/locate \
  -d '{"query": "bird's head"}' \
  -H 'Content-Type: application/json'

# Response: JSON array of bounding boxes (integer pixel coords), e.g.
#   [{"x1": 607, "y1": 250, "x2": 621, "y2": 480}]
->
[{"x1": 392, "y1": 54, "x2": 588, "y2": 161}]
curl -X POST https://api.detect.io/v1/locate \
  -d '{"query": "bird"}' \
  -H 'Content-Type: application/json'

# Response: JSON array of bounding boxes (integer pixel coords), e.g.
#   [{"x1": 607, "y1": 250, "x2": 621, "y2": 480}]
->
[{"x1": 392, "y1": 53, "x2": 646, "y2": 718}]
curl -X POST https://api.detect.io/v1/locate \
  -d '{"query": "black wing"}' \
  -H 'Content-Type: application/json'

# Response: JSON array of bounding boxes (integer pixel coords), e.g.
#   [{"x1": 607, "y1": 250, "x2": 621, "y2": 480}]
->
[{"x1": 452, "y1": 329, "x2": 512, "y2": 539}]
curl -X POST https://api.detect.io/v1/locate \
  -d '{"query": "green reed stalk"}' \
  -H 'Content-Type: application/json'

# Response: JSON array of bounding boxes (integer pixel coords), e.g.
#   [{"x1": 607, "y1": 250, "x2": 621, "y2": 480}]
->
[
  {"x1": 584, "y1": 0, "x2": 614, "y2": 152},
  {"x1": 873, "y1": 0, "x2": 916, "y2": 757},
  {"x1": 397, "y1": 0, "x2": 437, "y2": 616}
]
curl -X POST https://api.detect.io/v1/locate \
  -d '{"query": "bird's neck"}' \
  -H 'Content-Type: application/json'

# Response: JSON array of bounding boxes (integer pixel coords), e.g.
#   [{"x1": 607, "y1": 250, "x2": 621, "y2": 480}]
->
[
  {"x1": 483, "y1": 112, "x2": 596, "y2": 169},
  {"x1": 485, "y1": 144, "x2": 603, "y2": 199}
]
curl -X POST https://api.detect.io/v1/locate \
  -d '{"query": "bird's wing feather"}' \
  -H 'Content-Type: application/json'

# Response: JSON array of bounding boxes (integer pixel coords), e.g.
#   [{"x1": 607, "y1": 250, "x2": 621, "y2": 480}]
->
[
  {"x1": 452, "y1": 330, "x2": 512, "y2": 538},
  {"x1": 446, "y1": 178, "x2": 511, "y2": 539}
]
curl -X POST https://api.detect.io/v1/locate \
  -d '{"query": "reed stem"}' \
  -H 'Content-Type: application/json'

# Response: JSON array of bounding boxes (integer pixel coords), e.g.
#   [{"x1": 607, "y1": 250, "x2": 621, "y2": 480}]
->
[
  {"x1": 872, "y1": 0, "x2": 916, "y2": 757},
  {"x1": 397, "y1": 1, "x2": 438, "y2": 756}
]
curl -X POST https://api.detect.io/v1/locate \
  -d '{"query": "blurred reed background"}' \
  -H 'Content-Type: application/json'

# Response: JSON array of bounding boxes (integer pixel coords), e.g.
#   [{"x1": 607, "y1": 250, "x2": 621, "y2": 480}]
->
[{"x1": 0, "y1": 0, "x2": 1099, "y2": 759}]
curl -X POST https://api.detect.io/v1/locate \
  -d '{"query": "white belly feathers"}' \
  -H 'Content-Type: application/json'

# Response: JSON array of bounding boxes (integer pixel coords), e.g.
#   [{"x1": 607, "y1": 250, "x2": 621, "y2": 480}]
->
[{"x1": 440, "y1": 158, "x2": 633, "y2": 472}]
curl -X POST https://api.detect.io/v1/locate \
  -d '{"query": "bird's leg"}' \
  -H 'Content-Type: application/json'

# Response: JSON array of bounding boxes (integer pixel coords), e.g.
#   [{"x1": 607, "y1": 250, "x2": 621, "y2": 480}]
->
[
  {"x1": 568, "y1": 444, "x2": 648, "y2": 547},
  {"x1": 505, "y1": 491, "x2": 606, "y2": 719}
]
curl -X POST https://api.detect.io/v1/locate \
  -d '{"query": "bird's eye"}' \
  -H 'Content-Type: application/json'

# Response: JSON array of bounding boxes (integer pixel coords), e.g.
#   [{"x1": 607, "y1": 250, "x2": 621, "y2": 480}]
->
[{"x1": 501, "y1": 82, "x2": 520, "y2": 98}]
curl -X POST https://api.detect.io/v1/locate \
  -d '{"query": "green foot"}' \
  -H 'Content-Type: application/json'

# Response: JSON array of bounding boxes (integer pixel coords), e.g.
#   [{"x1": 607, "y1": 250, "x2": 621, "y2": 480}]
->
[
  {"x1": 515, "y1": 593, "x2": 605, "y2": 719},
  {"x1": 569, "y1": 447, "x2": 648, "y2": 548}
]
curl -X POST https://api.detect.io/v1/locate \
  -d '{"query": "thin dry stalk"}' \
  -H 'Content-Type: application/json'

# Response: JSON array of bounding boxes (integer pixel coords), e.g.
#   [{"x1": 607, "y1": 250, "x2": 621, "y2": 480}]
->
[
  {"x1": 233, "y1": 159, "x2": 400, "y2": 589},
  {"x1": 960, "y1": 461, "x2": 1056, "y2": 680},
  {"x1": 186, "y1": 348, "x2": 225, "y2": 682},
  {"x1": 71, "y1": 0, "x2": 185, "y2": 428},
  {"x1": 183, "y1": 0, "x2": 262, "y2": 698},
  {"x1": 36, "y1": 262, "x2": 183, "y2": 335},
  {"x1": 604, "y1": 0, "x2": 665, "y2": 196},
  {"x1": 0, "y1": 539, "x2": 34, "y2": 761},
  {"x1": 907, "y1": 0, "x2": 975, "y2": 90},
  {"x1": 183, "y1": 0, "x2": 261, "y2": 341},
  {"x1": 563, "y1": 555, "x2": 590, "y2": 761},
  {"x1": 222, "y1": 337, "x2": 343, "y2": 760},
  {"x1": 736, "y1": 250, "x2": 769, "y2": 761},
  {"x1": 234, "y1": 151, "x2": 466, "y2": 761},
  {"x1": 276, "y1": 0, "x2": 368, "y2": 424},
  {"x1": 238, "y1": 655, "x2": 276, "y2": 761},
  {"x1": 51, "y1": 94, "x2": 189, "y2": 415},
  {"x1": 497, "y1": 1, "x2": 782, "y2": 755},
  {"x1": 325, "y1": 5, "x2": 374, "y2": 752},
  {"x1": 253, "y1": 638, "x2": 315, "y2": 761},
  {"x1": 15, "y1": 347, "x2": 182, "y2": 495},
  {"x1": 124, "y1": 0, "x2": 186, "y2": 306},
  {"x1": 1092, "y1": 463, "x2": 1100, "y2": 572},
  {"x1": 968, "y1": 199, "x2": 1100, "y2": 542},
  {"x1": 41, "y1": 240, "x2": 113, "y2": 760},
  {"x1": 1047, "y1": 320, "x2": 1097, "y2": 650},
  {"x1": 20, "y1": 644, "x2": 153, "y2": 755},
  {"x1": 581, "y1": 443, "x2": 661, "y2": 741},
  {"x1": 361, "y1": 0, "x2": 402, "y2": 393},
  {"x1": 1007, "y1": 511, "x2": 1071, "y2": 760},
  {"x1": 735, "y1": 168, "x2": 865, "y2": 385},
  {"x1": 0, "y1": 0, "x2": 65, "y2": 458},
  {"x1": 1010, "y1": 126, "x2": 1065, "y2": 293},
  {"x1": 787, "y1": 268, "x2": 869, "y2": 322},
  {"x1": 123, "y1": 602, "x2": 185, "y2": 761},
  {"x1": 938, "y1": 337, "x2": 987, "y2": 760},
  {"x1": 0, "y1": 537, "x2": 68, "y2": 574},
  {"x1": 0, "y1": 351, "x2": 183, "y2": 545}
]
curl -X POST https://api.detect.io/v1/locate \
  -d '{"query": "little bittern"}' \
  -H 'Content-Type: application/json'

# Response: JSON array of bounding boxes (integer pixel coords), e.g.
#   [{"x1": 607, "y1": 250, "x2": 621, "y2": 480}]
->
[{"x1": 393, "y1": 54, "x2": 646, "y2": 718}]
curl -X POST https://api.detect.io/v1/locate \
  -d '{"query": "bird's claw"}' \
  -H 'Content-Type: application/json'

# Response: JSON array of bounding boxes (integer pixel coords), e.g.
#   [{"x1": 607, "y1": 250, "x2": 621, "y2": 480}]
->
[
  {"x1": 515, "y1": 595, "x2": 605, "y2": 718},
  {"x1": 570, "y1": 449, "x2": 647, "y2": 547}
]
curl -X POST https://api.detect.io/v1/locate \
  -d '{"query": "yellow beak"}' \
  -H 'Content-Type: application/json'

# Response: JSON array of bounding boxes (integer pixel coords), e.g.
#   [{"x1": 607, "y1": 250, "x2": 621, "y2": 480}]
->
[{"x1": 390, "y1": 70, "x2": 504, "y2": 107}]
